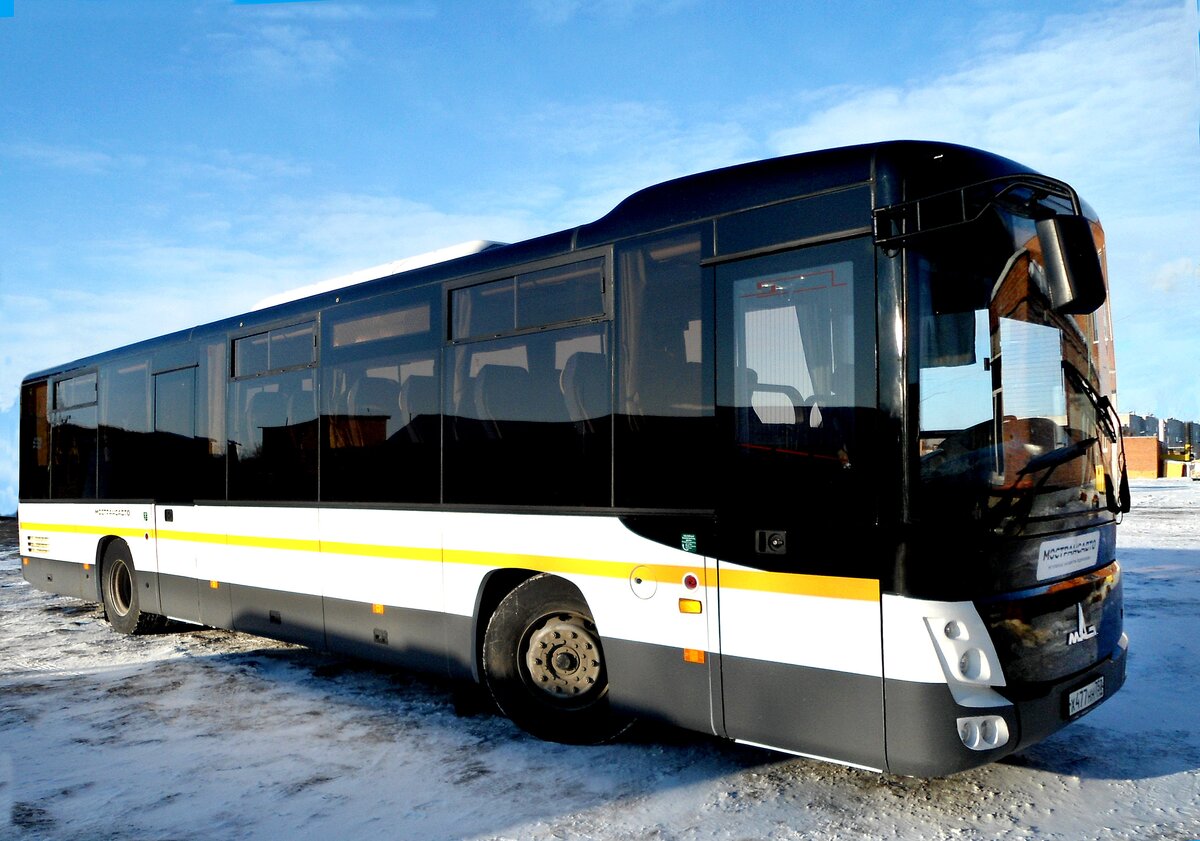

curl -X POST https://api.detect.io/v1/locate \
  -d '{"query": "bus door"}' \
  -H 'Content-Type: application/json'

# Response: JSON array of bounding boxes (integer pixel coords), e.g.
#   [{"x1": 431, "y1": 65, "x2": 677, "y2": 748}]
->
[
  {"x1": 713, "y1": 237, "x2": 886, "y2": 769},
  {"x1": 152, "y1": 366, "x2": 206, "y2": 625}
]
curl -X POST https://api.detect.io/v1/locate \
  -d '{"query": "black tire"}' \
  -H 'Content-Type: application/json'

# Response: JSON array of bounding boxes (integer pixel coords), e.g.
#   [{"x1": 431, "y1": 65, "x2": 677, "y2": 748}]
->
[
  {"x1": 482, "y1": 574, "x2": 632, "y2": 745},
  {"x1": 100, "y1": 542, "x2": 164, "y2": 635}
]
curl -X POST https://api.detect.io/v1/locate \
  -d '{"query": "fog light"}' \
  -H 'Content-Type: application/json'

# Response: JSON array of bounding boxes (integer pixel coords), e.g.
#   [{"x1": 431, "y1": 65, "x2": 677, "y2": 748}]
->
[
  {"x1": 957, "y1": 715, "x2": 1010, "y2": 751},
  {"x1": 959, "y1": 649, "x2": 982, "y2": 679}
]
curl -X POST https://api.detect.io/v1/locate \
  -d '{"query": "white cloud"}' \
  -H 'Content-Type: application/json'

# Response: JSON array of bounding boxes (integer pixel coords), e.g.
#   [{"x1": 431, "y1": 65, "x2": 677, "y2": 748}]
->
[
  {"x1": 766, "y1": 3, "x2": 1197, "y2": 208},
  {"x1": 8, "y1": 142, "x2": 122, "y2": 175}
]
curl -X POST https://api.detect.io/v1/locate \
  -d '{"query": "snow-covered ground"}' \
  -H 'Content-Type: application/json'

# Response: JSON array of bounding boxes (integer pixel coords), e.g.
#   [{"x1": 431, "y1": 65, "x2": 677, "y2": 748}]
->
[{"x1": 1, "y1": 481, "x2": 1198, "y2": 840}]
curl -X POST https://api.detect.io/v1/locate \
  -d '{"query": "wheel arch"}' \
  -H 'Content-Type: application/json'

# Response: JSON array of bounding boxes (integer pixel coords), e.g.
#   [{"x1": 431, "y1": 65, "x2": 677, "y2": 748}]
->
[
  {"x1": 94, "y1": 535, "x2": 129, "y2": 606},
  {"x1": 470, "y1": 567, "x2": 544, "y2": 683}
]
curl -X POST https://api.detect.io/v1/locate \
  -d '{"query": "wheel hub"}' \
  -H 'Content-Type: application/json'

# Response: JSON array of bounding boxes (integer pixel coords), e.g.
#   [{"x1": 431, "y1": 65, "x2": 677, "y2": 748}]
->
[{"x1": 525, "y1": 617, "x2": 602, "y2": 700}]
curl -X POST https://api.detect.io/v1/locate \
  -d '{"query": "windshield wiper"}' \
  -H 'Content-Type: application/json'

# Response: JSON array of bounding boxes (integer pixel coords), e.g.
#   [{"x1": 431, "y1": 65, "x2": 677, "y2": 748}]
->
[
  {"x1": 990, "y1": 437, "x2": 1100, "y2": 535},
  {"x1": 1016, "y1": 437, "x2": 1097, "y2": 479},
  {"x1": 1061, "y1": 360, "x2": 1130, "y2": 513},
  {"x1": 1061, "y1": 360, "x2": 1117, "y2": 442}
]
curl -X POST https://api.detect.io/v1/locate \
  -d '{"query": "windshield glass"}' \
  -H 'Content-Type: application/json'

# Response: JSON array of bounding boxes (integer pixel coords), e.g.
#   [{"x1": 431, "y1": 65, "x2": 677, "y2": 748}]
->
[{"x1": 915, "y1": 195, "x2": 1115, "y2": 530}]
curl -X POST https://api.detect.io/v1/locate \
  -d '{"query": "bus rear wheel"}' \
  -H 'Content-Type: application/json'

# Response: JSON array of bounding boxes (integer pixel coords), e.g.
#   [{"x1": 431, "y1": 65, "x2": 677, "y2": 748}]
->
[
  {"x1": 101, "y1": 542, "x2": 164, "y2": 635},
  {"x1": 482, "y1": 574, "x2": 631, "y2": 745}
]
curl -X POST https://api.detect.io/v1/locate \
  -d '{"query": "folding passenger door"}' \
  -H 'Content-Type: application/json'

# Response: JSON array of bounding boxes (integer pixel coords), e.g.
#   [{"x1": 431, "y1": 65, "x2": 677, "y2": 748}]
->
[{"x1": 713, "y1": 236, "x2": 886, "y2": 770}]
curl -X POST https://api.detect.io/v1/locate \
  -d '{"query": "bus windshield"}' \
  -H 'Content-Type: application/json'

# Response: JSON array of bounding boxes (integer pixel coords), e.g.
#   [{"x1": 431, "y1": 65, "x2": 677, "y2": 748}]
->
[{"x1": 915, "y1": 194, "x2": 1115, "y2": 530}]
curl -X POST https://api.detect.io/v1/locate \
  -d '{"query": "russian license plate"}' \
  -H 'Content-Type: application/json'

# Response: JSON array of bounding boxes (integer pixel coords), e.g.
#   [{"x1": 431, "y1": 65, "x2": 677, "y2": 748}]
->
[{"x1": 1067, "y1": 677, "x2": 1105, "y2": 717}]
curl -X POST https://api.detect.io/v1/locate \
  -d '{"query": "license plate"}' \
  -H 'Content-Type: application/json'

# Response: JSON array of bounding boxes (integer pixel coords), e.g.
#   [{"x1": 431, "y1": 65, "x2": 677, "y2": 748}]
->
[{"x1": 1067, "y1": 677, "x2": 1105, "y2": 716}]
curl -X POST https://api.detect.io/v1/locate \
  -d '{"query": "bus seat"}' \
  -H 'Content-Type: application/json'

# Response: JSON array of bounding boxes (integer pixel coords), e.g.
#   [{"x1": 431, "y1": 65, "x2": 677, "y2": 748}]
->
[
  {"x1": 475, "y1": 364, "x2": 533, "y2": 431},
  {"x1": 399, "y1": 375, "x2": 439, "y2": 442},
  {"x1": 561, "y1": 352, "x2": 610, "y2": 426}
]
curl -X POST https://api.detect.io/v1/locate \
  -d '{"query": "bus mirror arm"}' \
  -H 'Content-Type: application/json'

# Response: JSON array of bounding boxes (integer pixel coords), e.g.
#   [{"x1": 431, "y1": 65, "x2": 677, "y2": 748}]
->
[{"x1": 1036, "y1": 215, "x2": 1106, "y2": 315}]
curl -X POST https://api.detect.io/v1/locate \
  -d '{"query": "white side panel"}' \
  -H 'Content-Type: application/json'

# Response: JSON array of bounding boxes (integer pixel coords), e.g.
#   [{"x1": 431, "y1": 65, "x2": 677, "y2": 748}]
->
[
  {"x1": 155, "y1": 505, "x2": 197, "y2": 582},
  {"x1": 318, "y1": 508, "x2": 443, "y2": 610},
  {"x1": 441, "y1": 512, "x2": 711, "y2": 653},
  {"x1": 19, "y1": 501, "x2": 157, "y2": 575},
  {"x1": 219, "y1": 506, "x2": 323, "y2": 596},
  {"x1": 881, "y1": 594, "x2": 1010, "y2": 707},
  {"x1": 717, "y1": 562, "x2": 883, "y2": 678}
]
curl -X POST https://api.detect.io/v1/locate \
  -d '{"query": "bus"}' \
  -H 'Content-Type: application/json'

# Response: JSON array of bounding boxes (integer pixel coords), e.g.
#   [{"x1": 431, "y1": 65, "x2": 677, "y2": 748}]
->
[{"x1": 17, "y1": 141, "x2": 1129, "y2": 776}]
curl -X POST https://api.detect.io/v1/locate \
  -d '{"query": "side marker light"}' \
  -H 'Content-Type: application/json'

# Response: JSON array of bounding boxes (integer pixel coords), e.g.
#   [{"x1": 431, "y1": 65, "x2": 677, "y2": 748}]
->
[
  {"x1": 209, "y1": 580, "x2": 220, "y2": 590},
  {"x1": 678, "y1": 598, "x2": 702, "y2": 614},
  {"x1": 683, "y1": 648, "x2": 706, "y2": 664},
  {"x1": 372, "y1": 603, "x2": 385, "y2": 615}
]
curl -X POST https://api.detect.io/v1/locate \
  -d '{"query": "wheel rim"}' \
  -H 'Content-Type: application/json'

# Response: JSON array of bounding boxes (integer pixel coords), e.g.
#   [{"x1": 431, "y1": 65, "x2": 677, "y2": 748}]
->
[
  {"x1": 108, "y1": 559, "x2": 133, "y2": 617},
  {"x1": 523, "y1": 612, "x2": 604, "y2": 706}
]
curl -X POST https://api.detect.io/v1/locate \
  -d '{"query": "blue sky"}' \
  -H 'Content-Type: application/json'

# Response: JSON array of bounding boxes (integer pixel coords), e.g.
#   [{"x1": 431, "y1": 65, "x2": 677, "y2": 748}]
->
[{"x1": 1, "y1": 0, "x2": 1197, "y2": 514}]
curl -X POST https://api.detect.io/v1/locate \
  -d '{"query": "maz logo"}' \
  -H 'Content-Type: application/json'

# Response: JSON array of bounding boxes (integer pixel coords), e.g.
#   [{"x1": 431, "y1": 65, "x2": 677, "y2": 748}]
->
[{"x1": 1067, "y1": 602, "x2": 1098, "y2": 646}]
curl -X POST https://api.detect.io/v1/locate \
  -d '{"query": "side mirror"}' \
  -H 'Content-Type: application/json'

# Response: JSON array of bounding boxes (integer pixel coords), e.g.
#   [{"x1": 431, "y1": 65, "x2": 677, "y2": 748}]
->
[{"x1": 1036, "y1": 215, "x2": 1106, "y2": 315}]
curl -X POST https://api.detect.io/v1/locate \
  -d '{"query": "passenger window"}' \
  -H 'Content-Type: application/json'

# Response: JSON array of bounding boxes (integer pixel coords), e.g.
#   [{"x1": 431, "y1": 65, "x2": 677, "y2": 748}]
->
[
  {"x1": 50, "y1": 372, "x2": 98, "y2": 500},
  {"x1": 444, "y1": 323, "x2": 611, "y2": 507},
  {"x1": 99, "y1": 359, "x2": 152, "y2": 500},
  {"x1": 715, "y1": 236, "x2": 877, "y2": 564},
  {"x1": 614, "y1": 228, "x2": 713, "y2": 509},
  {"x1": 154, "y1": 367, "x2": 200, "y2": 502},
  {"x1": 322, "y1": 291, "x2": 440, "y2": 503},
  {"x1": 19, "y1": 381, "x2": 50, "y2": 500},
  {"x1": 233, "y1": 321, "x2": 314, "y2": 378},
  {"x1": 228, "y1": 371, "x2": 318, "y2": 501},
  {"x1": 451, "y1": 257, "x2": 605, "y2": 341}
]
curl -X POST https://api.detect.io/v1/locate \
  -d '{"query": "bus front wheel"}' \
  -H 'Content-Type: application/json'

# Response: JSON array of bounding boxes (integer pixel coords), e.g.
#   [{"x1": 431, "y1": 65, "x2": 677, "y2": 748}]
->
[
  {"x1": 482, "y1": 574, "x2": 631, "y2": 745},
  {"x1": 101, "y1": 542, "x2": 164, "y2": 635}
]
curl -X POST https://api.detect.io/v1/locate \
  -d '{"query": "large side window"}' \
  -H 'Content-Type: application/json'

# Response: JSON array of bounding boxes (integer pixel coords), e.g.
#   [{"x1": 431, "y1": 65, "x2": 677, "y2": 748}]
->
[
  {"x1": 716, "y1": 236, "x2": 876, "y2": 565},
  {"x1": 19, "y1": 381, "x2": 50, "y2": 500},
  {"x1": 99, "y1": 358, "x2": 152, "y2": 500},
  {"x1": 445, "y1": 257, "x2": 612, "y2": 507},
  {"x1": 154, "y1": 367, "x2": 200, "y2": 502},
  {"x1": 614, "y1": 229, "x2": 713, "y2": 509},
  {"x1": 322, "y1": 290, "x2": 440, "y2": 504},
  {"x1": 50, "y1": 372, "x2": 98, "y2": 500},
  {"x1": 228, "y1": 321, "x2": 318, "y2": 502}
]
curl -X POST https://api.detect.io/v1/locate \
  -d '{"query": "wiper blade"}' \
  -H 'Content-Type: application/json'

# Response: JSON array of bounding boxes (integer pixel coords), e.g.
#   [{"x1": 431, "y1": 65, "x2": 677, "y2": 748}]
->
[
  {"x1": 1061, "y1": 360, "x2": 1116, "y2": 442},
  {"x1": 1017, "y1": 437, "x2": 1098, "y2": 478}
]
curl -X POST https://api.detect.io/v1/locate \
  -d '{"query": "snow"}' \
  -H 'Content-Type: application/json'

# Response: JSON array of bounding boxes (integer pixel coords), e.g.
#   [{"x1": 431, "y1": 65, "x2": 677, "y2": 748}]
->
[{"x1": 2, "y1": 481, "x2": 1198, "y2": 840}]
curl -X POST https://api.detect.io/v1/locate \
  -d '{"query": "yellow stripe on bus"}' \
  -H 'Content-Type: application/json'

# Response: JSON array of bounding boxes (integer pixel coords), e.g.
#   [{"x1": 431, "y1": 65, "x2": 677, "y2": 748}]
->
[
  {"x1": 21, "y1": 521, "x2": 879, "y2": 602},
  {"x1": 19, "y1": 522, "x2": 147, "y2": 539}
]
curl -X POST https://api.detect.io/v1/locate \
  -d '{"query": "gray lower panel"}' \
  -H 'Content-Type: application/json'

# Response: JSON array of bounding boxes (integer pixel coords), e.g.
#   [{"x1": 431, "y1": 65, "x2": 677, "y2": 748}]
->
[
  {"x1": 21, "y1": 555, "x2": 97, "y2": 602},
  {"x1": 882, "y1": 679, "x2": 1016, "y2": 777},
  {"x1": 323, "y1": 597, "x2": 450, "y2": 675},
  {"x1": 199, "y1": 578, "x2": 234, "y2": 629},
  {"x1": 158, "y1": 572, "x2": 201, "y2": 624},
  {"x1": 604, "y1": 637, "x2": 717, "y2": 735},
  {"x1": 882, "y1": 643, "x2": 1127, "y2": 776},
  {"x1": 231, "y1": 584, "x2": 327, "y2": 649},
  {"x1": 722, "y1": 655, "x2": 886, "y2": 771}
]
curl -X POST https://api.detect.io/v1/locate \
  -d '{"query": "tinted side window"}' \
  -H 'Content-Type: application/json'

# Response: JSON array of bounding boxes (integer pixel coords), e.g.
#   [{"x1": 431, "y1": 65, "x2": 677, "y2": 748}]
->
[
  {"x1": 99, "y1": 359, "x2": 152, "y2": 500},
  {"x1": 716, "y1": 236, "x2": 877, "y2": 567},
  {"x1": 614, "y1": 229, "x2": 713, "y2": 509},
  {"x1": 154, "y1": 367, "x2": 201, "y2": 502},
  {"x1": 444, "y1": 323, "x2": 611, "y2": 507},
  {"x1": 322, "y1": 289, "x2": 441, "y2": 504},
  {"x1": 19, "y1": 381, "x2": 50, "y2": 500},
  {"x1": 50, "y1": 372, "x2": 97, "y2": 500},
  {"x1": 451, "y1": 257, "x2": 605, "y2": 341},
  {"x1": 229, "y1": 322, "x2": 318, "y2": 502}
]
